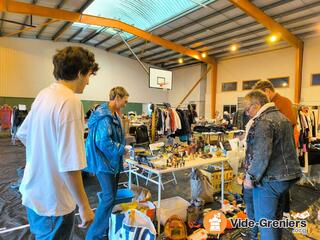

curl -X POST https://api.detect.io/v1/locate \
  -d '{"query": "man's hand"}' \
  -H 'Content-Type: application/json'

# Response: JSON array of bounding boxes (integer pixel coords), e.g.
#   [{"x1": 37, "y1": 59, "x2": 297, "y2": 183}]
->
[
  {"x1": 78, "y1": 205, "x2": 94, "y2": 228},
  {"x1": 243, "y1": 178, "x2": 254, "y2": 189},
  {"x1": 237, "y1": 173, "x2": 245, "y2": 185}
]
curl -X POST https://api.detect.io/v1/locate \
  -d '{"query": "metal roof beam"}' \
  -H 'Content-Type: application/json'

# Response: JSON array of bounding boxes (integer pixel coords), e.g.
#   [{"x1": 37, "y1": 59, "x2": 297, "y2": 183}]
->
[
  {"x1": 228, "y1": 0, "x2": 302, "y2": 48},
  {"x1": 2, "y1": 0, "x2": 216, "y2": 65},
  {"x1": 144, "y1": 7, "x2": 320, "y2": 62},
  {"x1": 18, "y1": 0, "x2": 38, "y2": 37},
  {"x1": 0, "y1": 13, "x2": 5, "y2": 35},
  {"x1": 116, "y1": 4, "x2": 236, "y2": 54},
  {"x1": 126, "y1": 0, "x2": 292, "y2": 58},
  {"x1": 52, "y1": 0, "x2": 94, "y2": 41},
  {"x1": 212, "y1": 31, "x2": 314, "y2": 59},
  {"x1": 36, "y1": 0, "x2": 66, "y2": 39},
  {"x1": 80, "y1": 27, "x2": 106, "y2": 43},
  {"x1": 0, "y1": 18, "x2": 59, "y2": 38},
  {"x1": 67, "y1": 27, "x2": 83, "y2": 41},
  {"x1": 105, "y1": 0, "x2": 232, "y2": 53},
  {"x1": 167, "y1": 30, "x2": 315, "y2": 69},
  {"x1": 95, "y1": 35, "x2": 113, "y2": 47}
]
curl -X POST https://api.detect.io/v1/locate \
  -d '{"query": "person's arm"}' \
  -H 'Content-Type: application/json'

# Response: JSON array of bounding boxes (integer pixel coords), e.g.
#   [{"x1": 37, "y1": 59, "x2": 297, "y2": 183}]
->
[
  {"x1": 279, "y1": 99, "x2": 297, "y2": 126},
  {"x1": 95, "y1": 118, "x2": 125, "y2": 159},
  {"x1": 61, "y1": 171, "x2": 94, "y2": 228},
  {"x1": 57, "y1": 99, "x2": 93, "y2": 227},
  {"x1": 16, "y1": 112, "x2": 31, "y2": 146},
  {"x1": 247, "y1": 120, "x2": 273, "y2": 183}
]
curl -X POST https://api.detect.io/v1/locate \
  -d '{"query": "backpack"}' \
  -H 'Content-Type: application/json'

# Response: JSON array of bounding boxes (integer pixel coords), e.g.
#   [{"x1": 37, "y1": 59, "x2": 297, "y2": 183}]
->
[
  {"x1": 164, "y1": 215, "x2": 187, "y2": 240},
  {"x1": 135, "y1": 125, "x2": 150, "y2": 144}
]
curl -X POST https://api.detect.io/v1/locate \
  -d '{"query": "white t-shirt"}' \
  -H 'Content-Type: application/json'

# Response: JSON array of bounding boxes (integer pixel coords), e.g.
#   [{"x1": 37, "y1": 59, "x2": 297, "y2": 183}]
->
[{"x1": 17, "y1": 83, "x2": 87, "y2": 216}]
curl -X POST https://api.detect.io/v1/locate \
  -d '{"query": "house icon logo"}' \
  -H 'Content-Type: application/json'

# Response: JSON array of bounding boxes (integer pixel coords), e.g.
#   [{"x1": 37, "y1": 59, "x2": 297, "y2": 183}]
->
[{"x1": 203, "y1": 210, "x2": 227, "y2": 235}]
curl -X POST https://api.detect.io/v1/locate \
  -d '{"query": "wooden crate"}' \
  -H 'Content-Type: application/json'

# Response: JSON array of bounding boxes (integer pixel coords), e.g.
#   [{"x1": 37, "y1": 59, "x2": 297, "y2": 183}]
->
[
  {"x1": 212, "y1": 182, "x2": 232, "y2": 193},
  {"x1": 201, "y1": 168, "x2": 233, "y2": 183},
  {"x1": 200, "y1": 167, "x2": 234, "y2": 193}
]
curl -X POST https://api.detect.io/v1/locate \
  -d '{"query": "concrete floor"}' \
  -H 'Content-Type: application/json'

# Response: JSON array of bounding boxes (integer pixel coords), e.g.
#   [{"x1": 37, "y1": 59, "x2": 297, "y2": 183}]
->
[{"x1": 0, "y1": 133, "x2": 319, "y2": 239}]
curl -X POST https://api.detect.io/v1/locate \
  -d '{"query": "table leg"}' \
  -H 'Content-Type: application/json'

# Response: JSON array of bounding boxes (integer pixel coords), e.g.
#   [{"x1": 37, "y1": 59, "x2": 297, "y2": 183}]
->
[
  {"x1": 221, "y1": 161, "x2": 224, "y2": 209},
  {"x1": 128, "y1": 163, "x2": 132, "y2": 189},
  {"x1": 157, "y1": 173, "x2": 162, "y2": 237}
]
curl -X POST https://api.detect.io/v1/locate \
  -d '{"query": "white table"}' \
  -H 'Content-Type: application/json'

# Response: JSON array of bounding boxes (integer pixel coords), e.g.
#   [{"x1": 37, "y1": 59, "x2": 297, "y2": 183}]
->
[{"x1": 126, "y1": 156, "x2": 229, "y2": 235}]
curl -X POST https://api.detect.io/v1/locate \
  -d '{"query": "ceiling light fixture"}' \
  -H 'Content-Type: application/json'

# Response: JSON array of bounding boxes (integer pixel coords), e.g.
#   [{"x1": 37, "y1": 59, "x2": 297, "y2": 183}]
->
[
  {"x1": 178, "y1": 58, "x2": 184, "y2": 64},
  {"x1": 268, "y1": 34, "x2": 279, "y2": 43},
  {"x1": 230, "y1": 44, "x2": 238, "y2": 52},
  {"x1": 201, "y1": 52, "x2": 207, "y2": 58}
]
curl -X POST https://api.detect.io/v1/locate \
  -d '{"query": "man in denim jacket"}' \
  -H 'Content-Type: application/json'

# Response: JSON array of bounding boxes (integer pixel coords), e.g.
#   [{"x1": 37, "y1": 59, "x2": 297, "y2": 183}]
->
[{"x1": 243, "y1": 90, "x2": 301, "y2": 240}]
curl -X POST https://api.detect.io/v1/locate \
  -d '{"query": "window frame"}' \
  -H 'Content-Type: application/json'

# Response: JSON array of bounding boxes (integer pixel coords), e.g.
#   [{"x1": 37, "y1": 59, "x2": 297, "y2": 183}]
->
[
  {"x1": 311, "y1": 73, "x2": 320, "y2": 86},
  {"x1": 242, "y1": 79, "x2": 261, "y2": 91},
  {"x1": 268, "y1": 76, "x2": 290, "y2": 88},
  {"x1": 221, "y1": 81, "x2": 237, "y2": 92}
]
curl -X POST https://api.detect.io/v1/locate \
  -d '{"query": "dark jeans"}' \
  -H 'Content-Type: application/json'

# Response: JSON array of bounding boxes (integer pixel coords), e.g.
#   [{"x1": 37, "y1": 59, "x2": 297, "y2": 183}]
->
[
  {"x1": 26, "y1": 207, "x2": 75, "y2": 240},
  {"x1": 243, "y1": 188, "x2": 258, "y2": 239},
  {"x1": 86, "y1": 172, "x2": 119, "y2": 240},
  {"x1": 253, "y1": 180, "x2": 296, "y2": 240},
  {"x1": 280, "y1": 190, "x2": 291, "y2": 213}
]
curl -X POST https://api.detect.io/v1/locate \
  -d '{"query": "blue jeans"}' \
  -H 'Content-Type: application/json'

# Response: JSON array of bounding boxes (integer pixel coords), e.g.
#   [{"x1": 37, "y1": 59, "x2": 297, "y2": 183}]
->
[
  {"x1": 243, "y1": 188, "x2": 258, "y2": 239},
  {"x1": 253, "y1": 180, "x2": 296, "y2": 240},
  {"x1": 26, "y1": 207, "x2": 75, "y2": 240},
  {"x1": 86, "y1": 172, "x2": 119, "y2": 240}
]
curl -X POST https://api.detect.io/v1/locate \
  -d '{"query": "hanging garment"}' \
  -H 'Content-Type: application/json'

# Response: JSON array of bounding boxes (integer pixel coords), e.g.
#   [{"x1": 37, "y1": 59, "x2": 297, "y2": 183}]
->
[
  {"x1": 0, "y1": 105, "x2": 13, "y2": 129},
  {"x1": 168, "y1": 108, "x2": 175, "y2": 133},
  {"x1": 172, "y1": 109, "x2": 182, "y2": 132}
]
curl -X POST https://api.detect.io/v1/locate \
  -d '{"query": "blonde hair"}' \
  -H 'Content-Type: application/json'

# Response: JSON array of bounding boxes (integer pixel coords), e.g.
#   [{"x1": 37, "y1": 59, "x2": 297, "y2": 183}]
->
[
  {"x1": 253, "y1": 80, "x2": 275, "y2": 92},
  {"x1": 109, "y1": 86, "x2": 129, "y2": 100}
]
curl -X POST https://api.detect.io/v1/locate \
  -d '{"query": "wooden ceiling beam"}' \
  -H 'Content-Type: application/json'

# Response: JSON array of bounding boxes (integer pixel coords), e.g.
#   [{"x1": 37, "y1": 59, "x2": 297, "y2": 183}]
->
[
  {"x1": 228, "y1": 0, "x2": 303, "y2": 48},
  {"x1": 3, "y1": 0, "x2": 215, "y2": 65}
]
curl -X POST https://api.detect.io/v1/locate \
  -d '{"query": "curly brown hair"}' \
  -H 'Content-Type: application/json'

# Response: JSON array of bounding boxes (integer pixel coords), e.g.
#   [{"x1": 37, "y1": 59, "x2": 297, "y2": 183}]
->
[{"x1": 53, "y1": 46, "x2": 99, "y2": 81}]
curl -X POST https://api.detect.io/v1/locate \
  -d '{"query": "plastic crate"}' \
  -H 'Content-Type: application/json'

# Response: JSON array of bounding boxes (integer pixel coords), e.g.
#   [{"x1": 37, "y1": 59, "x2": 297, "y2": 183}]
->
[
  {"x1": 154, "y1": 196, "x2": 190, "y2": 225},
  {"x1": 115, "y1": 189, "x2": 134, "y2": 204},
  {"x1": 97, "y1": 188, "x2": 134, "y2": 205}
]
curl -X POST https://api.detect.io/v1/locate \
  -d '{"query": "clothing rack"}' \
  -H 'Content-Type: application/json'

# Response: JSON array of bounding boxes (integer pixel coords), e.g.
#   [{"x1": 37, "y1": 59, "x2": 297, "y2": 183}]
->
[{"x1": 150, "y1": 103, "x2": 170, "y2": 143}]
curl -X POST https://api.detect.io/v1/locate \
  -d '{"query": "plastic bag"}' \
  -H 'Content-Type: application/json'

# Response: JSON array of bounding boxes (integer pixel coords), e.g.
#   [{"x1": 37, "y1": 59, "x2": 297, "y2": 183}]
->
[
  {"x1": 109, "y1": 209, "x2": 156, "y2": 240},
  {"x1": 130, "y1": 184, "x2": 152, "y2": 202},
  {"x1": 190, "y1": 168, "x2": 214, "y2": 203}
]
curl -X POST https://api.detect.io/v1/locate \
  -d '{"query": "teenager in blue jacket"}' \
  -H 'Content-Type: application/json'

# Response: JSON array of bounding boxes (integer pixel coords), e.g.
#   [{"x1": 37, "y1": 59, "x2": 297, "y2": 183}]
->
[{"x1": 85, "y1": 86, "x2": 129, "y2": 239}]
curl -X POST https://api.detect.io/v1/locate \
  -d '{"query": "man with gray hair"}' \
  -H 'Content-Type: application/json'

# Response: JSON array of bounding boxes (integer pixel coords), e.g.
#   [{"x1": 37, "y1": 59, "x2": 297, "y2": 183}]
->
[
  {"x1": 253, "y1": 80, "x2": 297, "y2": 219},
  {"x1": 243, "y1": 90, "x2": 301, "y2": 240}
]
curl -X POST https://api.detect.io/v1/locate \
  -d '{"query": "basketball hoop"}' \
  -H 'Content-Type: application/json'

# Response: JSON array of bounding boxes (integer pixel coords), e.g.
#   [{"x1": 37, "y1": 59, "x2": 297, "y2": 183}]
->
[{"x1": 159, "y1": 83, "x2": 168, "y2": 91}]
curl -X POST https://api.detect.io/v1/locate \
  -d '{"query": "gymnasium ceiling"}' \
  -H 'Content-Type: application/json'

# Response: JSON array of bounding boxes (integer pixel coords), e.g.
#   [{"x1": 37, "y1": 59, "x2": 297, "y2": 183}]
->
[{"x1": 1, "y1": 0, "x2": 320, "y2": 69}]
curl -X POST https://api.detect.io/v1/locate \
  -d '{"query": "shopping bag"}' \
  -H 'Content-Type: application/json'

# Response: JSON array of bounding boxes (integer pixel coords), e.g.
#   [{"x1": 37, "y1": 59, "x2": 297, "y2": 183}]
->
[
  {"x1": 130, "y1": 184, "x2": 152, "y2": 202},
  {"x1": 109, "y1": 208, "x2": 156, "y2": 240},
  {"x1": 190, "y1": 168, "x2": 214, "y2": 203}
]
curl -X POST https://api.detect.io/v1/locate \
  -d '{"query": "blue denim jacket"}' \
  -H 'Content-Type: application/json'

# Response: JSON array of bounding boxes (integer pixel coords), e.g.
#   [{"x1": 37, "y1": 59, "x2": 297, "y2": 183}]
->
[
  {"x1": 246, "y1": 106, "x2": 301, "y2": 183},
  {"x1": 85, "y1": 103, "x2": 125, "y2": 174}
]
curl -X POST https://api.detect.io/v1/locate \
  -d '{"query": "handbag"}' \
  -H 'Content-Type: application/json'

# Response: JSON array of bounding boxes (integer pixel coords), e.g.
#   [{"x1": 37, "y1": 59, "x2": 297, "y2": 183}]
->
[{"x1": 190, "y1": 168, "x2": 214, "y2": 203}]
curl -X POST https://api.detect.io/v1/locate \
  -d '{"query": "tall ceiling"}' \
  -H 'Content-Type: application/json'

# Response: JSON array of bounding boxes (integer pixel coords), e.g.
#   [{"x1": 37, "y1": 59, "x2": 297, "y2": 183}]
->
[{"x1": 1, "y1": 0, "x2": 320, "y2": 69}]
